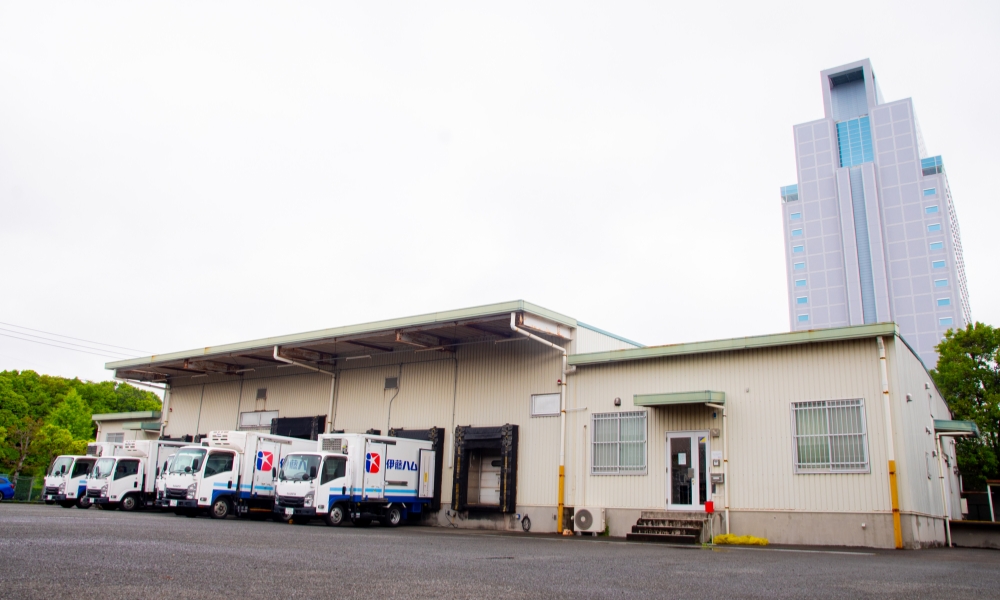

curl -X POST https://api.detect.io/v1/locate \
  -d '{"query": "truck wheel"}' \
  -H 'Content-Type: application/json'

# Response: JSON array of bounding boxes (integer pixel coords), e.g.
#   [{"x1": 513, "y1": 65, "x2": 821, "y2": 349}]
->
[
  {"x1": 210, "y1": 498, "x2": 231, "y2": 519},
  {"x1": 381, "y1": 506, "x2": 403, "y2": 527},
  {"x1": 120, "y1": 495, "x2": 139, "y2": 512},
  {"x1": 76, "y1": 496, "x2": 92, "y2": 509},
  {"x1": 324, "y1": 504, "x2": 346, "y2": 527}
]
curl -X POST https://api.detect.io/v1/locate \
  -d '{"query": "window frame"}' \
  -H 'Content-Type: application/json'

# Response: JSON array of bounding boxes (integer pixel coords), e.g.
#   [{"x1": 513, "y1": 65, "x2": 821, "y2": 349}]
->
[
  {"x1": 790, "y1": 399, "x2": 870, "y2": 474},
  {"x1": 590, "y1": 411, "x2": 647, "y2": 476},
  {"x1": 530, "y1": 393, "x2": 561, "y2": 418},
  {"x1": 105, "y1": 432, "x2": 124, "y2": 444},
  {"x1": 239, "y1": 410, "x2": 279, "y2": 432}
]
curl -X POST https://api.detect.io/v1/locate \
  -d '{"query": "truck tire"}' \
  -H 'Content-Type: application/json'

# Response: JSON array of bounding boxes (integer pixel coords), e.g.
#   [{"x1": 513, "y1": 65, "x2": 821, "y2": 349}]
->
[
  {"x1": 59, "y1": 500, "x2": 76, "y2": 509},
  {"x1": 76, "y1": 496, "x2": 92, "y2": 509},
  {"x1": 120, "y1": 494, "x2": 139, "y2": 512},
  {"x1": 324, "y1": 504, "x2": 346, "y2": 527},
  {"x1": 210, "y1": 497, "x2": 231, "y2": 519},
  {"x1": 381, "y1": 506, "x2": 403, "y2": 527}
]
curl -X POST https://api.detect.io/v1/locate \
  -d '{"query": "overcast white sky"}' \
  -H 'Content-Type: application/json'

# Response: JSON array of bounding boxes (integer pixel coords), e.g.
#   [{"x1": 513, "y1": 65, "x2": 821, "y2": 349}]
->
[{"x1": 1, "y1": 1, "x2": 998, "y2": 386}]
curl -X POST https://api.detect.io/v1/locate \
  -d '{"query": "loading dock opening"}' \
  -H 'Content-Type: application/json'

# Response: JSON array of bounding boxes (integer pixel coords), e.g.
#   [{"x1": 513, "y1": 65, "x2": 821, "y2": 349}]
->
[
  {"x1": 388, "y1": 426, "x2": 445, "y2": 511},
  {"x1": 452, "y1": 424, "x2": 518, "y2": 513}
]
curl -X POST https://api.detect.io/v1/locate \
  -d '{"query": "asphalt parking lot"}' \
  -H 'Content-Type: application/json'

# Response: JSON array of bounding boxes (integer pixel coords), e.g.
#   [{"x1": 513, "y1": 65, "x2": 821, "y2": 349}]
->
[{"x1": 2, "y1": 503, "x2": 999, "y2": 599}]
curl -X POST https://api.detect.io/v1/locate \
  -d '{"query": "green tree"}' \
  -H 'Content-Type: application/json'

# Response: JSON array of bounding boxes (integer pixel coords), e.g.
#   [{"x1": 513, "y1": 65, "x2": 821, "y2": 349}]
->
[
  {"x1": 31, "y1": 424, "x2": 88, "y2": 475},
  {"x1": 49, "y1": 389, "x2": 93, "y2": 440},
  {"x1": 932, "y1": 322, "x2": 1000, "y2": 489}
]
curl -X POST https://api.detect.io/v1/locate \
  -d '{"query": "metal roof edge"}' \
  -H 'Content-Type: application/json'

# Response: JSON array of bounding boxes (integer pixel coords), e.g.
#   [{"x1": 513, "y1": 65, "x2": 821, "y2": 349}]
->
[
  {"x1": 92, "y1": 411, "x2": 162, "y2": 422},
  {"x1": 576, "y1": 321, "x2": 644, "y2": 348},
  {"x1": 106, "y1": 300, "x2": 578, "y2": 370},
  {"x1": 635, "y1": 391, "x2": 726, "y2": 406},
  {"x1": 569, "y1": 323, "x2": 900, "y2": 366}
]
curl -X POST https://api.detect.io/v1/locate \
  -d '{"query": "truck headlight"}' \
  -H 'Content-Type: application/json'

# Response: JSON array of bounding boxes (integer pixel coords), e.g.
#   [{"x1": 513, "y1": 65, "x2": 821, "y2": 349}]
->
[
  {"x1": 186, "y1": 484, "x2": 196, "y2": 499},
  {"x1": 304, "y1": 492, "x2": 314, "y2": 508},
  {"x1": 101, "y1": 485, "x2": 108, "y2": 497},
  {"x1": 58, "y1": 482, "x2": 66, "y2": 494}
]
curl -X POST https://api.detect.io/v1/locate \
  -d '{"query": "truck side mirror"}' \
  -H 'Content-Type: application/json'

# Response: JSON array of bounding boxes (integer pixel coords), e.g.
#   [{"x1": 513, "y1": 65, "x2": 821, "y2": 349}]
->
[
  {"x1": 309, "y1": 466, "x2": 317, "y2": 479},
  {"x1": 156, "y1": 468, "x2": 161, "y2": 478},
  {"x1": 271, "y1": 467, "x2": 277, "y2": 478},
  {"x1": 192, "y1": 459, "x2": 200, "y2": 472}
]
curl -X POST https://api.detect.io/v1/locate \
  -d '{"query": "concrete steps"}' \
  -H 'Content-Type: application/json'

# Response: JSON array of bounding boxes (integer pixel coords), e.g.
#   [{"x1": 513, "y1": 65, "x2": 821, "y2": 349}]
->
[{"x1": 626, "y1": 511, "x2": 707, "y2": 544}]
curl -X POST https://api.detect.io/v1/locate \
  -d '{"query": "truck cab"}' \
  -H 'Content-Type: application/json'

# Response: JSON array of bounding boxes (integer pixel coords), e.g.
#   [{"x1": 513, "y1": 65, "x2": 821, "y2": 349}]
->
[
  {"x1": 162, "y1": 444, "x2": 239, "y2": 518},
  {"x1": 154, "y1": 453, "x2": 176, "y2": 509},
  {"x1": 43, "y1": 455, "x2": 96, "y2": 509},
  {"x1": 274, "y1": 452, "x2": 348, "y2": 525},
  {"x1": 86, "y1": 456, "x2": 144, "y2": 510}
]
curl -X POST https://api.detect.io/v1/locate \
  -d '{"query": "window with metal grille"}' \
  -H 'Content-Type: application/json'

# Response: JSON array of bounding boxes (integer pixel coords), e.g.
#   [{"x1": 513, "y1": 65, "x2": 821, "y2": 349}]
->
[
  {"x1": 105, "y1": 432, "x2": 124, "y2": 443},
  {"x1": 591, "y1": 411, "x2": 646, "y2": 475},
  {"x1": 792, "y1": 399, "x2": 869, "y2": 473},
  {"x1": 239, "y1": 410, "x2": 278, "y2": 432}
]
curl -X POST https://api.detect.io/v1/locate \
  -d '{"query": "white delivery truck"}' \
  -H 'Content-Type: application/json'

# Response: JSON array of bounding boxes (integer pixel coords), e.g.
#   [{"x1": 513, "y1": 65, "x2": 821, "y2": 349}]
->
[
  {"x1": 274, "y1": 433, "x2": 436, "y2": 527},
  {"x1": 153, "y1": 452, "x2": 177, "y2": 510},
  {"x1": 85, "y1": 440, "x2": 187, "y2": 510},
  {"x1": 42, "y1": 442, "x2": 121, "y2": 508},
  {"x1": 162, "y1": 430, "x2": 314, "y2": 519}
]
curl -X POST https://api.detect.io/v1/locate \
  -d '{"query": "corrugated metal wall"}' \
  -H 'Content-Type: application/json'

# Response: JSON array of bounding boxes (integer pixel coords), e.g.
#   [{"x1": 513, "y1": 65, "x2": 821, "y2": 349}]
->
[
  {"x1": 888, "y1": 337, "x2": 957, "y2": 519},
  {"x1": 569, "y1": 338, "x2": 893, "y2": 514},
  {"x1": 575, "y1": 327, "x2": 641, "y2": 354}
]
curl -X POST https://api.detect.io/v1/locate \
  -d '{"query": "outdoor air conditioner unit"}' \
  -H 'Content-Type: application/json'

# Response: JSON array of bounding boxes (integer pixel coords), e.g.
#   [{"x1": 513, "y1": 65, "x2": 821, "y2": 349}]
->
[{"x1": 573, "y1": 507, "x2": 605, "y2": 534}]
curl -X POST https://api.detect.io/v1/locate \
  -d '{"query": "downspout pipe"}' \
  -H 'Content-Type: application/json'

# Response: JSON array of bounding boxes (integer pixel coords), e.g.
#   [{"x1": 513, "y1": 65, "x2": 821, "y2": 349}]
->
[
  {"x1": 877, "y1": 336, "x2": 903, "y2": 549},
  {"x1": 936, "y1": 432, "x2": 974, "y2": 547},
  {"x1": 706, "y1": 402, "x2": 729, "y2": 535},
  {"x1": 510, "y1": 313, "x2": 569, "y2": 533},
  {"x1": 274, "y1": 346, "x2": 337, "y2": 433}
]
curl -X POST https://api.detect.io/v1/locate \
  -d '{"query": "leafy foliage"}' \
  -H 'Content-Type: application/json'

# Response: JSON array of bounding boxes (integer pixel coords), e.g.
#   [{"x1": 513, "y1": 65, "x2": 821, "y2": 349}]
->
[
  {"x1": 931, "y1": 322, "x2": 1000, "y2": 490},
  {"x1": 0, "y1": 370, "x2": 161, "y2": 478}
]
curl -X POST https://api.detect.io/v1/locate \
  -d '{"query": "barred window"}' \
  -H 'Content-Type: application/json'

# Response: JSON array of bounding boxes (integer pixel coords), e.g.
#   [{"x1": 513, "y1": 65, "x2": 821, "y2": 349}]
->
[
  {"x1": 105, "y1": 432, "x2": 124, "y2": 443},
  {"x1": 592, "y1": 411, "x2": 646, "y2": 475},
  {"x1": 239, "y1": 410, "x2": 279, "y2": 432},
  {"x1": 791, "y1": 399, "x2": 869, "y2": 473}
]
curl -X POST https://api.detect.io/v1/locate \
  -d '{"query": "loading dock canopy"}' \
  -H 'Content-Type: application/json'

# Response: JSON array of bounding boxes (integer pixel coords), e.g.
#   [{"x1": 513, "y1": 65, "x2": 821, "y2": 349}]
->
[
  {"x1": 934, "y1": 420, "x2": 981, "y2": 437},
  {"x1": 634, "y1": 391, "x2": 725, "y2": 407},
  {"x1": 106, "y1": 301, "x2": 576, "y2": 383}
]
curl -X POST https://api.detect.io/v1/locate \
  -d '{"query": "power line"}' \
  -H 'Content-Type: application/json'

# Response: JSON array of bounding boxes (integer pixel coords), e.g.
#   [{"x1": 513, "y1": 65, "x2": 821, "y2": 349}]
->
[
  {"x1": 0, "y1": 332, "x2": 130, "y2": 360},
  {"x1": 0, "y1": 320, "x2": 152, "y2": 354},
  {"x1": 0, "y1": 326, "x2": 136, "y2": 357}
]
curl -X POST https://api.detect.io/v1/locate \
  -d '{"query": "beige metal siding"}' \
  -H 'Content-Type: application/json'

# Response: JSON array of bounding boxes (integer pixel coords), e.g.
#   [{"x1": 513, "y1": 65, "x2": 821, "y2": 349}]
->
[
  {"x1": 162, "y1": 384, "x2": 202, "y2": 438},
  {"x1": 575, "y1": 326, "x2": 641, "y2": 354},
  {"x1": 570, "y1": 339, "x2": 892, "y2": 515}
]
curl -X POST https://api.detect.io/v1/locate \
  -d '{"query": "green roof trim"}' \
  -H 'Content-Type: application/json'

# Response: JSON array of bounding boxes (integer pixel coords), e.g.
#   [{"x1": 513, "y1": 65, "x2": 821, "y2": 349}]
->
[
  {"x1": 106, "y1": 300, "x2": 582, "y2": 370},
  {"x1": 934, "y1": 420, "x2": 980, "y2": 437},
  {"x1": 569, "y1": 322, "x2": 899, "y2": 366},
  {"x1": 635, "y1": 391, "x2": 725, "y2": 407},
  {"x1": 92, "y1": 411, "x2": 161, "y2": 422},
  {"x1": 120, "y1": 421, "x2": 163, "y2": 431},
  {"x1": 577, "y1": 321, "x2": 644, "y2": 348}
]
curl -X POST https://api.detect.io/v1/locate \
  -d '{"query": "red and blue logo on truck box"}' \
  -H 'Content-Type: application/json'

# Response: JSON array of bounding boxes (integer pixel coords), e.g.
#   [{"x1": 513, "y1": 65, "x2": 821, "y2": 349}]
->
[
  {"x1": 365, "y1": 452, "x2": 381, "y2": 474},
  {"x1": 256, "y1": 451, "x2": 273, "y2": 471}
]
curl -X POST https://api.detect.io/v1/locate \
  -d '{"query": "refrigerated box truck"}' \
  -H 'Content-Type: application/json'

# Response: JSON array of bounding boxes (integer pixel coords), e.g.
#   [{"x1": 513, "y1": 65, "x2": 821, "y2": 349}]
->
[
  {"x1": 42, "y1": 442, "x2": 121, "y2": 508},
  {"x1": 162, "y1": 430, "x2": 314, "y2": 519},
  {"x1": 85, "y1": 440, "x2": 187, "y2": 510},
  {"x1": 274, "y1": 433, "x2": 437, "y2": 527}
]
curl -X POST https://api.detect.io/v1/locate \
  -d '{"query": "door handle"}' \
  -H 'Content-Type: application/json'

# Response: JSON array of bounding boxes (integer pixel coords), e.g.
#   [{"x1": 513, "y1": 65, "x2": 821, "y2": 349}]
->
[{"x1": 228, "y1": 481, "x2": 232, "y2": 489}]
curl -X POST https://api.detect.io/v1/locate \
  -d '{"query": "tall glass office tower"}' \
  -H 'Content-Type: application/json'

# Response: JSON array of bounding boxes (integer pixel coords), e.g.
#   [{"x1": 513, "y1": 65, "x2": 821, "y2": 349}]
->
[{"x1": 781, "y1": 59, "x2": 970, "y2": 367}]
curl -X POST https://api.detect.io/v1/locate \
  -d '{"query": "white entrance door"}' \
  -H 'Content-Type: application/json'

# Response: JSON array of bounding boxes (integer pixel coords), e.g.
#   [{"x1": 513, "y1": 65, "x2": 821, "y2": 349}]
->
[{"x1": 666, "y1": 432, "x2": 709, "y2": 510}]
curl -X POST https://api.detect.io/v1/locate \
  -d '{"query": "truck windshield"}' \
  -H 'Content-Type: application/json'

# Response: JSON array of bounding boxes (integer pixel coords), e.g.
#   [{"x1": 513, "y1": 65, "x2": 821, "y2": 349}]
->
[
  {"x1": 71, "y1": 460, "x2": 94, "y2": 478},
  {"x1": 169, "y1": 449, "x2": 207, "y2": 474},
  {"x1": 91, "y1": 458, "x2": 116, "y2": 479},
  {"x1": 279, "y1": 454, "x2": 320, "y2": 481},
  {"x1": 49, "y1": 456, "x2": 74, "y2": 476}
]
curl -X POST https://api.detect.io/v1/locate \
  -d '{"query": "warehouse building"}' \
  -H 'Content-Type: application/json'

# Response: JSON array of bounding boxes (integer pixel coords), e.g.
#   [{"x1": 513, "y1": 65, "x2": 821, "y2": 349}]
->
[{"x1": 107, "y1": 300, "x2": 971, "y2": 548}]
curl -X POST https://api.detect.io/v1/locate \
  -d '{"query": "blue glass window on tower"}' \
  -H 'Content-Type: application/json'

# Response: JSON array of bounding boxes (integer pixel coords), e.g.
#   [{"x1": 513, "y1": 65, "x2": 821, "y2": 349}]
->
[
  {"x1": 797, "y1": 314, "x2": 809, "y2": 323},
  {"x1": 792, "y1": 245, "x2": 804, "y2": 254},
  {"x1": 836, "y1": 116, "x2": 874, "y2": 167},
  {"x1": 925, "y1": 205, "x2": 939, "y2": 214},
  {"x1": 791, "y1": 229, "x2": 803, "y2": 237},
  {"x1": 939, "y1": 317, "x2": 953, "y2": 326},
  {"x1": 794, "y1": 279, "x2": 806, "y2": 287},
  {"x1": 934, "y1": 279, "x2": 948, "y2": 288},
  {"x1": 793, "y1": 262, "x2": 805, "y2": 270},
  {"x1": 781, "y1": 185, "x2": 799, "y2": 202},
  {"x1": 923, "y1": 188, "x2": 937, "y2": 197},
  {"x1": 921, "y1": 156, "x2": 944, "y2": 176},
  {"x1": 928, "y1": 223, "x2": 941, "y2": 232},
  {"x1": 796, "y1": 296, "x2": 808, "y2": 305},
  {"x1": 930, "y1": 242, "x2": 944, "y2": 251},
  {"x1": 932, "y1": 260, "x2": 946, "y2": 269},
  {"x1": 937, "y1": 298, "x2": 951, "y2": 307},
  {"x1": 790, "y1": 212, "x2": 801, "y2": 220}
]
